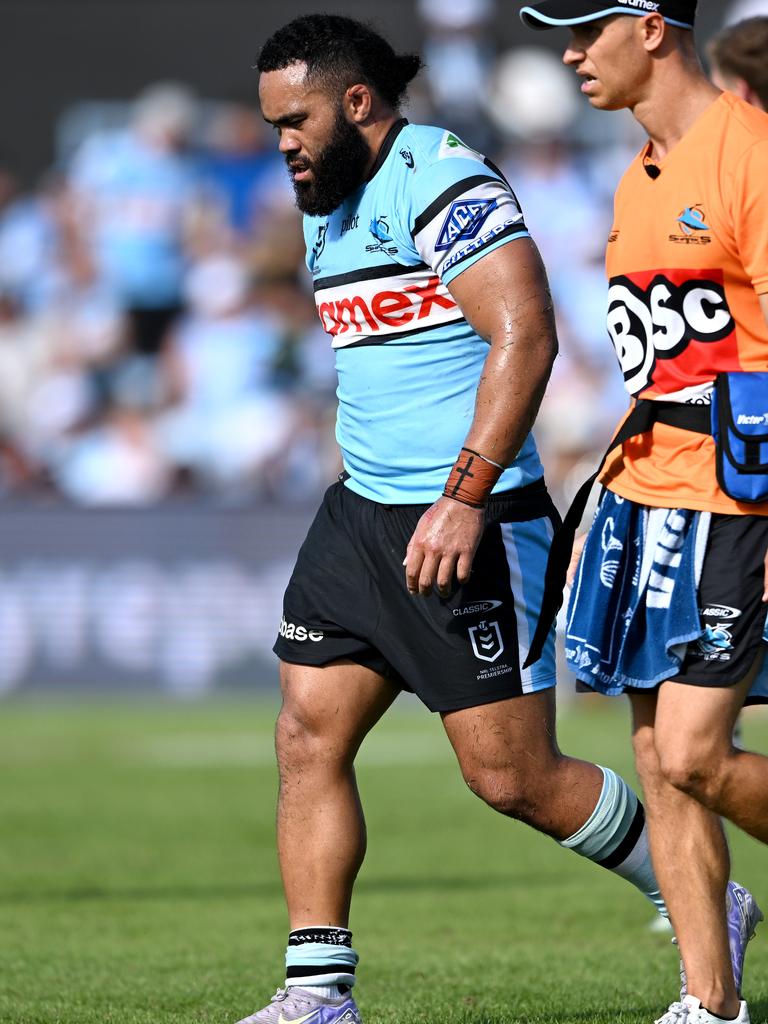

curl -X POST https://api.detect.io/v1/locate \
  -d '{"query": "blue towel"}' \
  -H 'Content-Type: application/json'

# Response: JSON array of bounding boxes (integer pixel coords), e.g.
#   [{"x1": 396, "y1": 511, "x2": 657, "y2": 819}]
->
[{"x1": 566, "y1": 491, "x2": 768, "y2": 699}]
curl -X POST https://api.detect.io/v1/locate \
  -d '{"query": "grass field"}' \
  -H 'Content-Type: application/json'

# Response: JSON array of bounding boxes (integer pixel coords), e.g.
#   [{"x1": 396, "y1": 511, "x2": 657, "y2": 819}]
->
[{"x1": 1, "y1": 695, "x2": 767, "y2": 1024}]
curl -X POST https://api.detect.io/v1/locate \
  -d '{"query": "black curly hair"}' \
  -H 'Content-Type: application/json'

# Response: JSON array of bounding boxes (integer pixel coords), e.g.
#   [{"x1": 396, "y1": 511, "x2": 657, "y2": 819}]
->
[{"x1": 256, "y1": 14, "x2": 423, "y2": 110}]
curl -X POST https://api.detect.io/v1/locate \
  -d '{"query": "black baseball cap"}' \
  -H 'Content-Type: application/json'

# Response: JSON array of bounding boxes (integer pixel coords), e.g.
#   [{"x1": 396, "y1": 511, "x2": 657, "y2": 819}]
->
[{"x1": 520, "y1": 0, "x2": 697, "y2": 30}]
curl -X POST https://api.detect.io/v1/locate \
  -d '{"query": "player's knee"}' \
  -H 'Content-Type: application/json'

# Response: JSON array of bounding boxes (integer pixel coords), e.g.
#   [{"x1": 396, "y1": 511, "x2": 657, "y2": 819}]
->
[
  {"x1": 657, "y1": 744, "x2": 723, "y2": 804},
  {"x1": 275, "y1": 705, "x2": 312, "y2": 767},
  {"x1": 464, "y1": 766, "x2": 540, "y2": 823},
  {"x1": 275, "y1": 703, "x2": 347, "y2": 775}
]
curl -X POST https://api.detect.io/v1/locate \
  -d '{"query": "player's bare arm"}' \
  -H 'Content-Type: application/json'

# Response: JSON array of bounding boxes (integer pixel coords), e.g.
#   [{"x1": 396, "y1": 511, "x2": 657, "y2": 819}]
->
[{"x1": 404, "y1": 237, "x2": 558, "y2": 597}]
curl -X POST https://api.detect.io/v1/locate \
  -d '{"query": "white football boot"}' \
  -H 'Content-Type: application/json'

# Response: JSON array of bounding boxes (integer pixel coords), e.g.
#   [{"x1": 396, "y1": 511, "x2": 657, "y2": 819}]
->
[
  {"x1": 235, "y1": 986, "x2": 362, "y2": 1024},
  {"x1": 655, "y1": 995, "x2": 750, "y2": 1024}
]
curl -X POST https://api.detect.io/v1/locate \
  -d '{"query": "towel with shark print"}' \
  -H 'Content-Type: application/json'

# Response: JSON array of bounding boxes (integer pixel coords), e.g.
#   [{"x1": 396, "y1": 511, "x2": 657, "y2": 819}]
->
[{"x1": 564, "y1": 490, "x2": 711, "y2": 693}]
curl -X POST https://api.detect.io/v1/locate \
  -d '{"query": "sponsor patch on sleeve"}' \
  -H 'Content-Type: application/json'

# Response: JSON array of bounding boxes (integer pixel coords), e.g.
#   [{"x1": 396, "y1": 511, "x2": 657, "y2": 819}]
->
[
  {"x1": 438, "y1": 131, "x2": 483, "y2": 161},
  {"x1": 413, "y1": 178, "x2": 527, "y2": 281}
]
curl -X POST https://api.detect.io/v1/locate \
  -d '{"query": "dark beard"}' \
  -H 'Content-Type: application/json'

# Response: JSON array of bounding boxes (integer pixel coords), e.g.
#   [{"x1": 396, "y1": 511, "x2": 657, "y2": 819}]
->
[{"x1": 288, "y1": 107, "x2": 371, "y2": 216}]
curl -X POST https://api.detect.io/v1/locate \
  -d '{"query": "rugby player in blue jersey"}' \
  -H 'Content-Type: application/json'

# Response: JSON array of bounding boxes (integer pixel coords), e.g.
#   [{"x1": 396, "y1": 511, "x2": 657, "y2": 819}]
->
[{"x1": 235, "y1": 14, "x2": 668, "y2": 1023}]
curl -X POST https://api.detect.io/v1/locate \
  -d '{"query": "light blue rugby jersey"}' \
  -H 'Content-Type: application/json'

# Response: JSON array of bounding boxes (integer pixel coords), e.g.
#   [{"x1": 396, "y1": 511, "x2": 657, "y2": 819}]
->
[{"x1": 304, "y1": 119, "x2": 544, "y2": 504}]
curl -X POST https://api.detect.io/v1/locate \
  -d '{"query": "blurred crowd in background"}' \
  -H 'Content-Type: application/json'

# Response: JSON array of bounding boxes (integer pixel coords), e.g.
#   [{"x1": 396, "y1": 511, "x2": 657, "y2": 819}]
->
[{"x1": 1, "y1": 0, "x2": 766, "y2": 511}]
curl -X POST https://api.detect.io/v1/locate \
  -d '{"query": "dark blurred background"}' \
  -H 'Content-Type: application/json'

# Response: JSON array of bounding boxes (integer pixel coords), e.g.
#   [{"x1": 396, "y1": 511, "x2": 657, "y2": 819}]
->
[{"x1": 0, "y1": 0, "x2": 764, "y2": 697}]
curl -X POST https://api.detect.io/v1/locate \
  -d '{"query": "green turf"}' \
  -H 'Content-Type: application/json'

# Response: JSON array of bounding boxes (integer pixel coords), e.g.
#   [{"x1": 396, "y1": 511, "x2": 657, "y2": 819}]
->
[{"x1": 1, "y1": 695, "x2": 767, "y2": 1024}]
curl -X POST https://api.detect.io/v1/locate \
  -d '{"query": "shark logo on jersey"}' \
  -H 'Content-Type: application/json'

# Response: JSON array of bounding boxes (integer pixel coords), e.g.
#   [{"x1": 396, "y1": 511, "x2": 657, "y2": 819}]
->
[
  {"x1": 435, "y1": 199, "x2": 499, "y2": 252},
  {"x1": 369, "y1": 216, "x2": 392, "y2": 242},
  {"x1": 678, "y1": 206, "x2": 710, "y2": 234},
  {"x1": 366, "y1": 216, "x2": 398, "y2": 255},
  {"x1": 670, "y1": 205, "x2": 712, "y2": 246}
]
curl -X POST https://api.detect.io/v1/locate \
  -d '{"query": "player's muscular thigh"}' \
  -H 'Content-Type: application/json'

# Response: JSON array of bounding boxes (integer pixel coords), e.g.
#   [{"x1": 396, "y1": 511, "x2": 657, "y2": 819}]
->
[{"x1": 276, "y1": 659, "x2": 399, "y2": 773}]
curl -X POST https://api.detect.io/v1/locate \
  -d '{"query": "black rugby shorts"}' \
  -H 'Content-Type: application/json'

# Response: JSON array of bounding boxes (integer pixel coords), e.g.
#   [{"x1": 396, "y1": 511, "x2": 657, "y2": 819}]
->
[
  {"x1": 675, "y1": 513, "x2": 768, "y2": 688},
  {"x1": 273, "y1": 478, "x2": 560, "y2": 712}
]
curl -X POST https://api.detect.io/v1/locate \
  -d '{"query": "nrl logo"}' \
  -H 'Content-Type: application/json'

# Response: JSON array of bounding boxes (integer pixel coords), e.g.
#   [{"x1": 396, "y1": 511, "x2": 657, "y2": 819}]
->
[
  {"x1": 311, "y1": 223, "x2": 328, "y2": 262},
  {"x1": 468, "y1": 620, "x2": 504, "y2": 663}
]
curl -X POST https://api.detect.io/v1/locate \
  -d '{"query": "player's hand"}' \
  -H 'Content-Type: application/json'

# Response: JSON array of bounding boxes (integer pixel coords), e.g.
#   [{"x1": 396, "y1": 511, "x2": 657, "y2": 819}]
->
[
  {"x1": 566, "y1": 533, "x2": 588, "y2": 589},
  {"x1": 404, "y1": 496, "x2": 484, "y2": 598}
]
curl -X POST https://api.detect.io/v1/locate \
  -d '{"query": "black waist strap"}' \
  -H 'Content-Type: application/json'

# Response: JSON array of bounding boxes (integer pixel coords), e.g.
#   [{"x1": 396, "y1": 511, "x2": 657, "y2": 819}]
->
[{"x1": 523, "y1": 399, "x2": 711, "y2": 669}]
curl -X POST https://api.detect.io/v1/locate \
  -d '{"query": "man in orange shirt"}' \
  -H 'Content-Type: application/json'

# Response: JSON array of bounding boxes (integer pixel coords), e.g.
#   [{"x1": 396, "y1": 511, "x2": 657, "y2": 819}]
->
[{"x1": 520, "y1": 2, "x2": 768, "y2": 1023}]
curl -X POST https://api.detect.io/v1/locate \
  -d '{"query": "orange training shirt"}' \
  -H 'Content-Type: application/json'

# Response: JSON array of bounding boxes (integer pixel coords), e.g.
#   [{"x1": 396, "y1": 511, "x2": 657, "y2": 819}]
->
[{"x1": 601, "y1": 91, "x2": 768, "y2": 515}]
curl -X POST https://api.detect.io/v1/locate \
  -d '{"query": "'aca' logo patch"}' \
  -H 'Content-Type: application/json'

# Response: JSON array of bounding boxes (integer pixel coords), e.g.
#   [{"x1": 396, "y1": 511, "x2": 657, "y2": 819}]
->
[{"x1": 435, "y1": 199, "x2": 498, "y2": 252}]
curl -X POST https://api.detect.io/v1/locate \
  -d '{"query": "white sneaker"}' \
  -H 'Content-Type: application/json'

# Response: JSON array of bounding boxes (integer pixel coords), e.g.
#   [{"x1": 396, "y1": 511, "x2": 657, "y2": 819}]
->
[{"x1": 655, "y1": 995, "x2": 750, "y2": 1024}]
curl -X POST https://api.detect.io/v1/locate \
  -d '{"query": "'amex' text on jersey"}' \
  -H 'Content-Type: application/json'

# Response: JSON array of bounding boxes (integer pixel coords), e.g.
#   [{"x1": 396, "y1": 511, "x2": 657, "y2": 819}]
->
[
  {"x1": 315, "y1": 269, "x2": 462, "y2": 348},
  {"x1": 606, "y1": 269, "x2": 736, "y2": 396}
]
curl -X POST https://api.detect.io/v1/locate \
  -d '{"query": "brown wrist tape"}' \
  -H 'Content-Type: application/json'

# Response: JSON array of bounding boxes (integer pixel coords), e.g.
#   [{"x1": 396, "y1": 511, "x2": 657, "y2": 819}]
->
[{"x1": 442, "y1": 448, "x2": 503, "y2": 508}]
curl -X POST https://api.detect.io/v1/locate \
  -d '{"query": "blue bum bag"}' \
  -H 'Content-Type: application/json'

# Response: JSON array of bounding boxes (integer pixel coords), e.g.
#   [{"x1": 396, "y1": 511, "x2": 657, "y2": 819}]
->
[{"x1": 712, "y1": 372, "x2": 768, "y2": 504}]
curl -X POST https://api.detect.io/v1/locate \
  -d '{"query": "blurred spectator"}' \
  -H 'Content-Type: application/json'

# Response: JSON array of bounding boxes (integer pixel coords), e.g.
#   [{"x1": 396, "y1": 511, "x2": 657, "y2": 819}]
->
[
  {"x1": 487, "y1": 47, "x2": 580, "y2": 141},
  {"x1": 0, "y1": 171, "x2": 62, "y2": 312},
  {"x1": 52, "y1": 404, "x2": 173, "y2": 505},
  {"x1": 491, "y1": 76, "x2": 627, "y2": 508},
  {"x1": 154, "y1": 253, "x2": 296, "y2": 495},
  {"x1": 0, "y1": 51, "x2": 648, "y2": 510},
  {"x1": 708, "y1": 17, "x2": 768, "y2": 111},
  {"x1": 256, "y1": 276, "x2": 342, "y2": 497},
  {"x1": 69, "y1": 82, "x2": 201, "y2": 358},
  {"x1": 0, "y1": 292, "x2": 51, "y2": 490},
  {"x1": 417, "y1": 0, "x2": 497, "y2": 150},
  {"x1": 501, "y1": 139, "x2": 609, "y2": 274},
  {"x1": 723, "y1": 0, "x2": 768, "y2": 26},
  {"x1": 201, "y1": 102, "x2": 290, "y2": 241}
]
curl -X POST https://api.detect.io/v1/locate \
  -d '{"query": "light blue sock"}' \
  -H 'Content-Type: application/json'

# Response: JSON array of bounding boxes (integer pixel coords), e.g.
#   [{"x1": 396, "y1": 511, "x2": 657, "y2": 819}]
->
[
  {"x1": 285, "y1": 927, "x2": 359, "y2": 989},
  {"x1": 560, "y1": 766, "x2": 667, "y2": 918}
]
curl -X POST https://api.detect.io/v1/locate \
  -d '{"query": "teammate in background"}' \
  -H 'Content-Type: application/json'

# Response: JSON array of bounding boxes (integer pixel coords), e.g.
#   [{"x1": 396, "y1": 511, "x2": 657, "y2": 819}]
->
[
  {"x1": 236, "y1": 14, "x2": 670, "y2": 1024},
  {"x1": 520, "y1": 2, "x2": 768, "y2": 1023},
  {"x1": 706, "y1": 2, "x2": 768, "y2": 862},
  {"x1": 708, "y1": 16, "x2": 768, "y2": 113}
]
